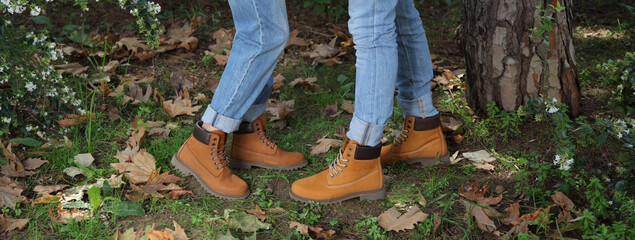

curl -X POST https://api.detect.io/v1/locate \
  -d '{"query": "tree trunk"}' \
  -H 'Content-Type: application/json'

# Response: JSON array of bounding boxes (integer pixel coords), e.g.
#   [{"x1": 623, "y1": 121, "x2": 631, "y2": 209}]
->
[{"x1": 461, "y1": 0, "x2": 580, "y2": 116}]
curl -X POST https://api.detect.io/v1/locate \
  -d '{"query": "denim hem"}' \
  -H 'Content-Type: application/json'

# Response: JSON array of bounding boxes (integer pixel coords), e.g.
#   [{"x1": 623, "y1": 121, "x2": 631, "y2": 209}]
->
[
  {"x1": 200, "y1": 105, "x2": 242, "y2": 133},
  {"x1": 242, "y1": 103, "x2": 266, "y2": 122},
  {"x1": 346, "y1": 115, "x2": 385, "y2": 146},
  {"x1": 398, "y1": 92, "x2": 438, "y2": 119}
]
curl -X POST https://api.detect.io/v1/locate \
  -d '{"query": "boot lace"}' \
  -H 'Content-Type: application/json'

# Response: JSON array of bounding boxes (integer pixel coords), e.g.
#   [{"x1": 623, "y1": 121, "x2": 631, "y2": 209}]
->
[
  {"x1": 328, "y1": 151, "x2": 350, "y2": 178},
  {"x1": 210, "y1": 146, "x2": 229, "y2": 170},
  {"x1": 393, "y1": 129, "x2": 410, "y2": 145},
  {"x1": 257, "y1": 131, "x2": 276, "y2": 150}
]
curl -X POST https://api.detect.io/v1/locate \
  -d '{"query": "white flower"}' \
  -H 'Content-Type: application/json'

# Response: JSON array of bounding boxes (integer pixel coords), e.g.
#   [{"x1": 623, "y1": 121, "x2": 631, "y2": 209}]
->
[
  {"x1": 559, "y1": 164, "x2": 570, "y2": 171},
  {"x1": 30, "y1": 5, "x2": 41, "y2": 16},
  {"x1": 608, "y1": 201, "x2": 613, "y2": 205},
  {"x1": 2, "y1": 117, "x2": 11, "y2": 124},
  {"x1": 617, "y1": 133, "x2": 623, "y2": 138},
  {"x1": 78, "y1": 109, "x2": 86, "y2": 115},
  {"x1": 552, "y1": 98, "x2": 558, "y2": 103},
  {"x1": 547, "y1": 107, "x2": 559, "y2": 113},
  {"x1": 26, "y1": 125, "x2": 33, "y2": 131},
  {"x1": 606, "y1": 177, "x2": 611, "y2": 182},
  {"x1": 553, "y1": 154, "x2": 561, "y2": 164},
  {"x1": 25, "y1": 82, "x2": 37, "y2": 92}
]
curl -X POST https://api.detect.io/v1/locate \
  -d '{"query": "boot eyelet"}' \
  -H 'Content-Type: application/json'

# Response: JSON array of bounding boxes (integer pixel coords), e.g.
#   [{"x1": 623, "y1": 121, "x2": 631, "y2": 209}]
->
[
  {"x1": 213, "y1": 138, "x2": 217, "y2": 141},
  {"x1": 266, "y1": 143, "x2": 270, "y2": 146},
  {"x1": 257, "y1": 128, "x2": 260, "y2": 131},
  {"x1": 255, "y1": 123, "x2": 259, "y2": 126},
  {"x1": 270, "y1": 146, "x2": 274, "y2": 149},
  {"x1": 348, "y1": 147, "x2": 352, "y2": 151},
  {"x1": 336, "y1": 172, "x2": 340, "y2": 176},
  {"x1": 407, "y1": 125, "x2": 411, "y2": 128},
  {"x1": 212, "y1": 143, "x2": 216, "y2": 146},
  {"x1": 346, "y1": 154, "x2": 350, "y2": 157},
  {"x1": 408, "y1": 120, "x2": 412, "y2": 123},
  {"x1": 216, "y1": 167, "x2": 221, "y2": 170},
  {"x1": 214, "y1": 162, "x2": 217, "y2": 165}
]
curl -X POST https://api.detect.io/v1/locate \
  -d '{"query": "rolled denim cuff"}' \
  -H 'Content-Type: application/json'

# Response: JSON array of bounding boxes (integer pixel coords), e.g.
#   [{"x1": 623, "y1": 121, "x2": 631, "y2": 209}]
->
[
  {"x1": 346, "y1": 115, "x2": 385, "y2": 146},
  {"x1": 242, "y1": 103, "x2": 267, "y2": 123},
  {"x1": 200, "y1": 105, "x2": 242, "y2": 133},
  {"x1": 398, "y1": 92, "x2": 438, "y2": 119}
]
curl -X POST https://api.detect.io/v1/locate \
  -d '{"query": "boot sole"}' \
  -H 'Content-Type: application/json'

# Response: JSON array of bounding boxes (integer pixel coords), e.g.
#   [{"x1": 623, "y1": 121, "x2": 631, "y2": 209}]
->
[
  {"x1": 228, "y1": 158, "x2": 308, "y2": 171},
  {"x1": 289, "y1": 186, "x2": 386, "y2": 205},
  {"x1": 388, "y1": 152, "x2": 451, "y2": 167},
  {"x1": 171, "y1": 154, "x2": 249, "y2": 200}
]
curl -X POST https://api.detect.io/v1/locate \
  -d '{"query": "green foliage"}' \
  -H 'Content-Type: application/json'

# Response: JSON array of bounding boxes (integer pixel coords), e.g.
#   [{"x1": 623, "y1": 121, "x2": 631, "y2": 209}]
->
[
  {"x1": 482, "y1": 102, "x2": 523, "y2": 141},
  {"x1": 302, "y1": 0, "x2": 346, "y2": 18},
  {"x1": 354, "y1": 215, "x2": 386, "y2": 240}
]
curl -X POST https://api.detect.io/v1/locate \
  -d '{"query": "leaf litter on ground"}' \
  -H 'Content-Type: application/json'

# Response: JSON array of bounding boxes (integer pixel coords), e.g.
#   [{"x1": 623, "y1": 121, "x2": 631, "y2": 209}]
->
[
  {"x1": 377, "y1": 206, "x2": 428, "y2": 232},
  {"x1": 310, "y1": 137, "x2": 343, "y2": 155}
]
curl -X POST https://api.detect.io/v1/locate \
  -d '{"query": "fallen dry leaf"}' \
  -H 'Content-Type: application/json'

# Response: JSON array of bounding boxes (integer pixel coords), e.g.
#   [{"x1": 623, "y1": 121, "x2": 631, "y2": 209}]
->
[
  {"x1": 0, "y1": 214, "x2": 29, "y2": 234},
  {"x1": 286, "y1": 29, "x2": 306, "y2": 48},
  {"x1": 163, "y1": 97, "x2": 202, "y2": 118},
  {"x1": 74, "y1": 153, "x2": 94, "y2": 167},
  {"x1": 33, "y1": 185, "x2": 68, "y2": 196},
  {"x1": 0, "y1": 176, "x2": 28, "y2": 209},
  {"x1": 54, "y1": 62, "x2": 89, "y2": 75},
  {"x1": 461, "y1": 200, "x2": 496, "y2": 233},
  {"x1": 552, "y1": 191, "x2": 575, "y2": 222},
  {"x1": 462, "y1": 150, "x2": 497, "y2": 163},
  {"x1": 459, "y1": 180, "x2": 503, "y2": 206},
  {"x1": 289, "y1": 221, "x2": 309, "y2": 235},
  {"x1": 310, "y1": 137, "x2": 342, "y2": 155},
  {"x1": 57, "y1": 114, "x2": 95, "y2": 127},
  {"x1": 501, "y1": 201, "x2": 520, "y2": 226},
  {"x1": 53, "y1": 205, "x2": 91, "y2": 224},
  {"x1": 340, "y1": 100, "x2": 354, "y2": 114},
  {"x1": 290, "y1": 77, "x2": 318, "y2": 87},
  {"x1": 111, "y1": 151, "x2": 157, "y2": 184},
  {"x1": 124, "y1": 83, "x2": 153, "y2": 105},
  {"x1": 170, "y1": 71, "x2": 195, "y2": 94},
  {"x1": 1, "y1": 143, "x2": 49, "y2": 177},
  {"x1": 61, "y1": 175, "x2": 124, "y2": 202},
  {"x1": 473, "y1": 162, "x2": 495, "y2": 170},
  {"x1": 208, "y1": 28, "x2": 235, "y2": 53},
  {"x1": 245, "y1": 206, "x2": 268, "y2": 222},
  {"x1": 273, "y1": 74, "x2": 285, "y2": 90},
  {"x1": 377, "y1": 206, "x2": 428, "y2": 232},
  {"x1": 116, "y1": 37, "x2": 151, "y2": 54},
  {"x1": 100, "y1": 60, "x2": 119, "y2": 73},
  {"x1": 266, "y1": 99, "x2": 296, "y2": 122},
  {"x1": 322, "y1": 103, "x2": 342, "y2": 118}
]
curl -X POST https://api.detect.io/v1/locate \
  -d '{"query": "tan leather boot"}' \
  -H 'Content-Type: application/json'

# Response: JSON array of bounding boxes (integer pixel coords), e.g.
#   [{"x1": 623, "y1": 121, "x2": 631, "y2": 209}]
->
[
  {"x1": 290, "y1": 138, "x2": 385, "y2": 204},
  {"x1": 380, "y1": 115, "x2": 450, "y2": 166},
  {"x1": 229, "y1": 114, "x2": 307, "y2": 170},
  {"x1": 171, "y1": 121, "x2": 249, "y2": 199}
]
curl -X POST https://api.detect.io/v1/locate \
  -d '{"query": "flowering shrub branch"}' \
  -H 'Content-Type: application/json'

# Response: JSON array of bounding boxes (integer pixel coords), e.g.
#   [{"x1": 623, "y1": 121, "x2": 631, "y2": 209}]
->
[{"x1": 0, "y1": 0, "x2": 162, "y2": 136}]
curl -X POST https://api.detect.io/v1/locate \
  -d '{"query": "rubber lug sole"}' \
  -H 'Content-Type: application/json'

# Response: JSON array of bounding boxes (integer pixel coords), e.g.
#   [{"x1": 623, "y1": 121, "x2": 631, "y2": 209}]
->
[
  {"x1": 228, "y1": 158, "x2": 308, "y2": 171},
  {"x1": 289, "y1": 186, "x2": 386, "y2": 205},
  {"x1": 404, "y1": 152, "x2": 451, "y2": 166},
  {"x1": 171, "y1": 154, "x2": 249, "y2": 200}
]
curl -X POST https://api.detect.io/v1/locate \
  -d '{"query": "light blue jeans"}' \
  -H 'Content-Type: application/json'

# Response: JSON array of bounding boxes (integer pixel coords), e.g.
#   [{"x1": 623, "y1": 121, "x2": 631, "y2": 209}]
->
[
  {"x1": 346, "y1": 0, "x2": 439, "y2": 146},
  {"x1": 202, "y1": 0, "x2": 438, "y2": 147}
]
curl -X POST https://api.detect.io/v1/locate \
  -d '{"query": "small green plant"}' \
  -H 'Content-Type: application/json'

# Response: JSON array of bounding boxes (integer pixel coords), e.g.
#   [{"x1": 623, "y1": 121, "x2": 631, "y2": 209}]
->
[
  {"x1": 482, "y1": 102, "x2": 523, "y2": 141},
  {"x1": 354, "y1": 215, "x2": 386, "y2": 240}
]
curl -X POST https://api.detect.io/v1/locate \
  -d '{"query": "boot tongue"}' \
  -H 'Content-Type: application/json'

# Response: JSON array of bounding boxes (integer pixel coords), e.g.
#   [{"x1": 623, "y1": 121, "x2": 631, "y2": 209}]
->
[
  {"x1": 256, "y1": 114, "x2": 268, "y2": 129},
  {"x1": 209, "y1": 130, "x2": 227, "y2": 146}
]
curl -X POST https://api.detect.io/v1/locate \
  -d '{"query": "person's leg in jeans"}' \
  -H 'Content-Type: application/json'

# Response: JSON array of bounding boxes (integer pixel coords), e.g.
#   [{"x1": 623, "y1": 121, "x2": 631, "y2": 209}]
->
[
  {"x1": 290, "y1": 0, "x2": 398, "y2": 204},
  {"x1": 380, "y1": 0, "x2": 448, "y2": 165},
  {"x1": 172, "y1": 0, "x2": 304, "y2": 200}
]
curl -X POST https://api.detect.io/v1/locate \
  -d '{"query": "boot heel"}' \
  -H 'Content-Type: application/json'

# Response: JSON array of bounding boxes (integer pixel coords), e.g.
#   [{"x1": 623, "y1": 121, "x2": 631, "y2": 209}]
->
[
  {"x1": 359, "y1": 187, "x2": 386, "y2": 201},
  {"x1": 171, "y1": 155, "x2": 192, "y2": 176}
]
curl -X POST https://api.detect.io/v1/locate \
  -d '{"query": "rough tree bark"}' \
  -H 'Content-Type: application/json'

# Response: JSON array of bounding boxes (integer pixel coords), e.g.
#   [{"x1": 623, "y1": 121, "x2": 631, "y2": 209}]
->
[{"x1": 461, "y1": 0, "x2": 580, "y2": 116}]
